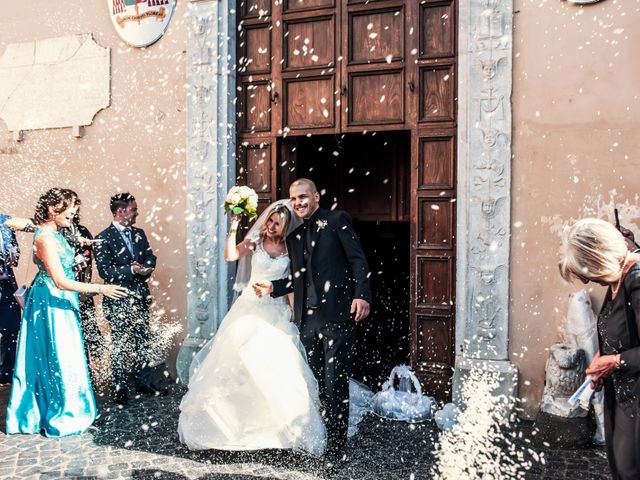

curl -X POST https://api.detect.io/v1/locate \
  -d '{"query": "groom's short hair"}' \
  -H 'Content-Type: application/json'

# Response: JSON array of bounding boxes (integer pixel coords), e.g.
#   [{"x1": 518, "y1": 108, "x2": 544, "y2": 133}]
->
[
  {"x1": 291, "y1": 178, "x2": 317, "y2": 193},
  {"x1": 110, "y1": 192, "x2": 136, "y2": 214}
]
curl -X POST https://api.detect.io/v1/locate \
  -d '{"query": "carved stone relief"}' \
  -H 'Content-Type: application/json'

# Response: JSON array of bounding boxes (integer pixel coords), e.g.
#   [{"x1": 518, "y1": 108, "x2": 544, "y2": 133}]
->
[
  {"x1": 177, "y1": 0, "x2": 236, "y2": 383},
  {"x1": 455, "y1": 0, "x2": 517, "y2": 401}
]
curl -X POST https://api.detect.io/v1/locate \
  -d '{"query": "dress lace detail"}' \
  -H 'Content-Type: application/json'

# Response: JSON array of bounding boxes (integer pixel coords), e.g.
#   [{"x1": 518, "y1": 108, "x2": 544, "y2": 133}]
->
[{"x1": 236, "y1": 241, "x2": 290, "y2": 306}]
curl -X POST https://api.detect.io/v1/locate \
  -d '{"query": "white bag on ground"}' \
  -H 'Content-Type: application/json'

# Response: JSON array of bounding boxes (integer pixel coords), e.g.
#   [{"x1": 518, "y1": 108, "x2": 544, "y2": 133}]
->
[
  {"x1": 372, "y1": 365, "x2": 435, "y2": 423},
  {"x1": 434, "y1": 402, "x2": 460, "y2": 431}
]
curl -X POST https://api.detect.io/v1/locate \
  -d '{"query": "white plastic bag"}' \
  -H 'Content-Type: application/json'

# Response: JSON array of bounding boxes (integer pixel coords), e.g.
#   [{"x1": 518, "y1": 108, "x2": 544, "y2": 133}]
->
[
  {"x1": 348, "y1": 378, "x2": 374, "y2": 437},
  {"x1": 372, "y1": 365, "x2": 435, "y2": 423},
  {"x1": 566, "y1": 289, "x2": 605, "y2": 444}
]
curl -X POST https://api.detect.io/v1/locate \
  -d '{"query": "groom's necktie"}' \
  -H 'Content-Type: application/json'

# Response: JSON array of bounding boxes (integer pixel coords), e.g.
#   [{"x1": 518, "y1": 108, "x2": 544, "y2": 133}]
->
[
  {"x1": 122, "y1": 228, "x2": 134, "y2": 257},
  {"x1": 302, "y1": 220, "x2": 319, "y2": 308}
]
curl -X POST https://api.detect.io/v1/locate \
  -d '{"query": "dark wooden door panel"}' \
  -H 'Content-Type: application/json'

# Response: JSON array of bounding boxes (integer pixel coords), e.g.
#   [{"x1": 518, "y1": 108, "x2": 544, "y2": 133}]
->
[
  {"x1": 280, "y1": 0, "x2": 340, "y2": 135},
  {"x1": 415, "y1": 364, "x2": 454, "y2": 399},
  {"x1": 342, "y1": 0, "x2": 408, "y2": 130},
  {"x1": 420, "y1": 0, "x2": 455, "y2": 59},
  {"x1": 419, "y1": 63, "x2": 455, "y2": 123},
  {"x1": 415, "y1": 255, "x2": 454, "y2": 311},
  {"x1": 245, "y1": 144, "x2": 273, "y2": 194},
  {"x1": 349, "y1": 7, "x2": 404, "y2": 64},
  {"x1": 285, "y1": 0, "x2": 335, "y2": 12},
  {"x1": 418, "y1": 134, "x2": 455, "y2": 190},
  {"x1": 417, "y1": 315, "x2": 454, "y2": 365},
  {"x1": 240, "y1": 0, "x2": 271, "y2": 18},
  {"x1": 284, "y1": 76, "x2": 336, "y2": 129},
  {"x1": 417, "y1": 197, "x2": 454, "y2": 250},
  {"x1": 238, "y1": 142, "x2": 279, "y2": 205},
  {"x1": 238, "y1": 80, "x2": 273, "y2": 134},
  {"x1": 241, "y1": 24, "x2": 272, "y2": 74},
  {"x1": 284, "y1": 16, "x2": 335, "y2": 69},
  {"x1": 348, "y1": 70, "x2": 404, "y2": 125}
]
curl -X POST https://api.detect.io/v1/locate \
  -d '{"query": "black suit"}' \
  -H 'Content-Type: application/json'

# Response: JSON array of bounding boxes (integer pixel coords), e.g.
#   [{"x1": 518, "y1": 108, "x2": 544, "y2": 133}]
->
[
  {"x1": 0, "y1": 220, "x2": 20, "y2": 383},
  {"x1": 271, "y1": 208, "x2": 371, "y2": 453},
  {"x1": 95, "y1": 224, "x2": 157, "y2": 391}
]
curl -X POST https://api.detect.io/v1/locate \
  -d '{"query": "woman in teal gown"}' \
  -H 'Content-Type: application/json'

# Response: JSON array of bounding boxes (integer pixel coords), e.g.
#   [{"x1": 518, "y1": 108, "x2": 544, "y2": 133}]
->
[{"x1": 5, "y1": 188, "x2": 127, "y2": 437}]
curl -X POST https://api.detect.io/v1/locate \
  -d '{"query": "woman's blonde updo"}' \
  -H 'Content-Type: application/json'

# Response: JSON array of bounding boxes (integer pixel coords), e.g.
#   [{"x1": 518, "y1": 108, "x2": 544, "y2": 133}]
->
[{"x1": 559, "y1": 217, "x2": 629, "y2": 284}]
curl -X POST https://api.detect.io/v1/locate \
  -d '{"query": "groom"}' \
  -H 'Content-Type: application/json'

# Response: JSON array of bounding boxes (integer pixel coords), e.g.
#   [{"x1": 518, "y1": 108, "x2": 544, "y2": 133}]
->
[{"x1": 254, "y1": 178, "x2": 371, "y2": 464}]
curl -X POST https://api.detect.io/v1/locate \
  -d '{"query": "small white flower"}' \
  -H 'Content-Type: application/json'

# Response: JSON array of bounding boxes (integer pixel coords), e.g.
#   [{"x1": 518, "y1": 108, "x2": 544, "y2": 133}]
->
[{"x1": 316, "y1": 219, "x2": 328, "y2": 231}]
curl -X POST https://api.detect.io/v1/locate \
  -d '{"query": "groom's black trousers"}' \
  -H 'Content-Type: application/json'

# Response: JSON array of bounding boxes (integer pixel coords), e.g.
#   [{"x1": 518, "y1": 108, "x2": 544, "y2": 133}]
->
[{"x1": 300, "y1": 309, "x2": 356, "y2": 453}]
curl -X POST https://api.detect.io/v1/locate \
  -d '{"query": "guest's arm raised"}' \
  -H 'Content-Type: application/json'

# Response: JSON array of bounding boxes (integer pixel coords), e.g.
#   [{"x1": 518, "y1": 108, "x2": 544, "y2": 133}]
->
[
  {"x1": 4, "y1": 216, "x2": 36, "y2": 232},
  {"x1": 35, "y1": 233, "x2": 128, "y2": 299}
]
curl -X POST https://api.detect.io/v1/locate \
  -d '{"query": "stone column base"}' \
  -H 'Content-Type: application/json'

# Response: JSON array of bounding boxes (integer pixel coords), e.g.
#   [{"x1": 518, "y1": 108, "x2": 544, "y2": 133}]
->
[
  {"x1": 452, "y1": 356, "x2": 519, "y2": 416},
  {"x1": 176, "y1": 336, "x2": 209, "y2": 384}
]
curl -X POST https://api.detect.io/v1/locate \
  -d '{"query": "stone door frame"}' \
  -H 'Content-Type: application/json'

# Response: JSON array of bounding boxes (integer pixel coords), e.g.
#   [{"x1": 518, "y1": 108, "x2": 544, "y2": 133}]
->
[{"x1": 178, "y1": 0, "x2": 517, "y2": 399}]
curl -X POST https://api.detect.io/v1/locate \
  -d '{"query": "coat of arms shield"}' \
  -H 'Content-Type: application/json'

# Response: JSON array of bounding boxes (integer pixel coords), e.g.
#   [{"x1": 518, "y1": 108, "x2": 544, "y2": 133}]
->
[{"x1": 107, "y1": 0, "x2": 176, "y2": 48}]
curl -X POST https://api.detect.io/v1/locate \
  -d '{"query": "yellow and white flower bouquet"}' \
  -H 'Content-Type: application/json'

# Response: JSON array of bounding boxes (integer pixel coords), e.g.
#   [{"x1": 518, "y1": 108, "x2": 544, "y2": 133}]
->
[{"x1": 224, "y1": 186, "x2": 259, "y2": 220}]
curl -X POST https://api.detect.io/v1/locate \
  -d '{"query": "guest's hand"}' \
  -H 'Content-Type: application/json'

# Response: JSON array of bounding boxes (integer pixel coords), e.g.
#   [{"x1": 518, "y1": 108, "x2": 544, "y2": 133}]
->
[
  {"x1": 78, "y1": 236, "x2": 93, "y2": 247},
  {"x1": 351, "y1": 299, "x2": 370, "y2": 322},
  {"x1": 253, "y1": 281, "x2": 273, "y2": 298},
  {"x1": 132, "y1": 261, "x2": 154, "y2": 276},
  {"x1": 100, "y1": 285, "x2": 128, "y2": 299},
  {"x1": 586, "y1": 351, "x2": 620, "y2": 384}
]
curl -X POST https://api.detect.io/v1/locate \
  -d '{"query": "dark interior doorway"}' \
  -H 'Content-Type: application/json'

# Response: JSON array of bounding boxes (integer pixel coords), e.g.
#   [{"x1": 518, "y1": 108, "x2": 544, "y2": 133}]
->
[{"x1": 281, "y1": 131, "x2": 411, "y2": 389}]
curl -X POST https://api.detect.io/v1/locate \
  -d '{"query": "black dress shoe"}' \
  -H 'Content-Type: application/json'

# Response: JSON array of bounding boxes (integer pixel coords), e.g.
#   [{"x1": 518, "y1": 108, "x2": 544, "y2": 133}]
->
[
  {"x1": 323, "y1": 454, "x2": 346, "y2": 475},
  {"x1": 114, "y1": 389, "x2": 129, "y2": 406},
  {"x1": 324, "y1": 447, "x2": 346, "y2": 471},
  {"x1": 135, "y1": 383, "x2": 168, "y2": 396}
]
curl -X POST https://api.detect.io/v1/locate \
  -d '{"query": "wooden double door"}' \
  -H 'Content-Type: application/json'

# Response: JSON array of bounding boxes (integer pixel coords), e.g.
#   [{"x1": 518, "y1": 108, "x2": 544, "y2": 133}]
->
[{"x1": 236, "y1": 0, "x2": 458, "y2": 398}]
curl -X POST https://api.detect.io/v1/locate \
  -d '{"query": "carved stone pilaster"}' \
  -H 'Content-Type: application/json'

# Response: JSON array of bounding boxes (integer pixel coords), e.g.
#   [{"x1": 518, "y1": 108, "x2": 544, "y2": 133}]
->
[
  {"x1": 454, "y1": 0, "x2": 517, "y2": 404},
  {"x1": 176, "y1": 0, "x2": 236, "y2": 383}
]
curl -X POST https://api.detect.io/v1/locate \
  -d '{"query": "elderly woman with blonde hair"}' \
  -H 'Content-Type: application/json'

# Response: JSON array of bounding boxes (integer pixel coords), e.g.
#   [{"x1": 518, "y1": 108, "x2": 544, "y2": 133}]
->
[{"x1": 559, "y1": 217, "x2": 640, "y2": 480}]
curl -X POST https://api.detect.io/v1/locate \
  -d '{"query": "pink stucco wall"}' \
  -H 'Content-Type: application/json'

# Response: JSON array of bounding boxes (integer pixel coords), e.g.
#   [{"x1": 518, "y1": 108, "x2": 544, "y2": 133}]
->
[
  {"x1": 0, "y1": 1, "x2": 188, "y2": 374},
  {"x1": 511, "y1": 0, "x2": 640, "y2": 418}
]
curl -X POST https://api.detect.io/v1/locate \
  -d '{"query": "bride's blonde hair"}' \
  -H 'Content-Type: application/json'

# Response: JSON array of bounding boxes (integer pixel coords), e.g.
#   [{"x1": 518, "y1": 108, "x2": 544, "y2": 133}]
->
[{"x1": 259, "y1": 204, "x2": 291, "y2": 241}]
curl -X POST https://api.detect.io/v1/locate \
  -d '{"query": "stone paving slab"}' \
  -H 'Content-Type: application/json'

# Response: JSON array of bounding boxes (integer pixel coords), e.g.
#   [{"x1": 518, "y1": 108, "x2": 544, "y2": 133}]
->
[{"x1": 0, "y1": 383, "x2": 610, "y2": 479}]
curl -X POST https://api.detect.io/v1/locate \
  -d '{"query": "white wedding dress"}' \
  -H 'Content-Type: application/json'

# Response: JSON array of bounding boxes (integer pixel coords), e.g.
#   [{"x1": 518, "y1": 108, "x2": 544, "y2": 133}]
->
[{"x1": 178, "y1": 242, "x2": 327, "y2": 455}]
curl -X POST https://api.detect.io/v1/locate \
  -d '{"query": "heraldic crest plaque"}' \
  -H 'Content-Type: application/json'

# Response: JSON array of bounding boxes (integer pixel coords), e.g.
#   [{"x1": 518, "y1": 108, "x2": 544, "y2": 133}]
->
[{"x1": 108, "y1": 0, "x2": 176, "y2": 48}]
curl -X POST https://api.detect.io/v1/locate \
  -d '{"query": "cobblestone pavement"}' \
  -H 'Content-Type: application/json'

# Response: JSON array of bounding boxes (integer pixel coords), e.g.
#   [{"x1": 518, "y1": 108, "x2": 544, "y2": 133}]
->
[{"x1": 0, "y1": 381, "x2": 611, "y2": 480}]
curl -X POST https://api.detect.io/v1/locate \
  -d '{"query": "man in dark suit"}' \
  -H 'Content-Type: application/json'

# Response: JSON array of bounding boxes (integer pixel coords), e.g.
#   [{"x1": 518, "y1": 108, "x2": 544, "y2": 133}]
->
[
  {"x1": 0, "y1": 214, "x2": 21, "y2": 385},
  {"x1": 95, "y1": 193, "x2": 165, "y2": 405},
  {"x1": 254, "y1": 178, "x2": 371, "y2": 465}
]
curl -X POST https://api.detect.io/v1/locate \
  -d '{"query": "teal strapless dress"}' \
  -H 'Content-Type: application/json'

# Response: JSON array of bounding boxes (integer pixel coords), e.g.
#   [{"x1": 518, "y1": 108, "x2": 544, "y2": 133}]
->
[{"x1": 6, "y1": 228, "x2": 96, "y2": 437}]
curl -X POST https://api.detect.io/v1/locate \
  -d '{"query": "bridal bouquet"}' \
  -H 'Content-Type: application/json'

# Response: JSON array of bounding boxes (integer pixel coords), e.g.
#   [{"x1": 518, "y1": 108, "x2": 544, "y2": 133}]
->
[{"x1": 224, "y1": 186, "x2": 259, "y2": 220}]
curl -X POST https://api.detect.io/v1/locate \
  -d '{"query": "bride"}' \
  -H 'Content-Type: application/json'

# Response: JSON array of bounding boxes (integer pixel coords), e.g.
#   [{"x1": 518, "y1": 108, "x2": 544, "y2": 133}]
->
[{"x1": 178, "y1": 200, "x2": 326, "y2": 455}]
